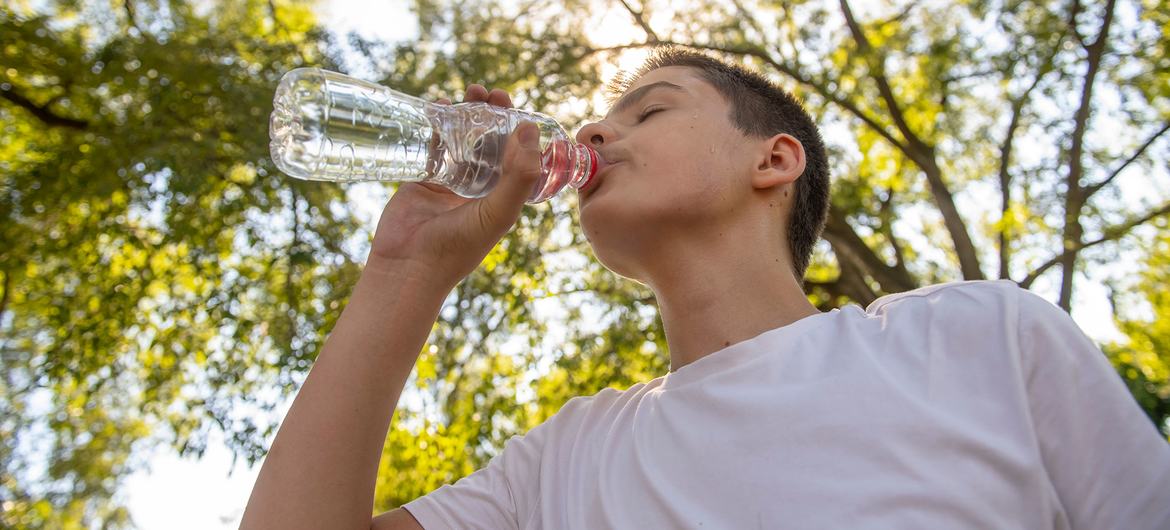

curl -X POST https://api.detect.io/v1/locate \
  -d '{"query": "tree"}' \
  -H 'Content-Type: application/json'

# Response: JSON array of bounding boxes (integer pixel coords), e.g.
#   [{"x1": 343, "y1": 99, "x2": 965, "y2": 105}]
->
[
  {"x1": 3, "y1": 0, "x2": 1167, "y2": 527},
  {"x1": 0, "y1": 0, "x2": 631, "y2": 525},
  {"x1": 1, "y1": 1, "x2": 361, "y2": 526}
]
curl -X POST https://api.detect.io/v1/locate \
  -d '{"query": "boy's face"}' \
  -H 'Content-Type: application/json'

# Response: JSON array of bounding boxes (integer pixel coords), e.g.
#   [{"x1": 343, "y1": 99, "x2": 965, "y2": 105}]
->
[{"x1": 574, "y1": 66, "x2": 768, "y2": 282}]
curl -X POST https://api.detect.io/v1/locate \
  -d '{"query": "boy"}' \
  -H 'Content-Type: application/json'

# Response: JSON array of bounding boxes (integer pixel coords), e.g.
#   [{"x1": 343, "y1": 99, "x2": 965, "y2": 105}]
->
[{"x1": 242, "y1": 48, "x2": 1170, "y2": 529}]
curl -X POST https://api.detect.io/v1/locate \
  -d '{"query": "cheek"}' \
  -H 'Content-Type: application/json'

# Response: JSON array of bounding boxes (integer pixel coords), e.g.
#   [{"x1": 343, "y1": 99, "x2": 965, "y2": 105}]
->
[
  {"x1": 630, "y1": 159, "x2": 731, "y2": 221},
  {"x1": 636, "y1": 126, "x2": 708, "y2": 181},
  {"x1": 655, "y1": 125, "x2": 738, "y2": 186},
  {"x1": 611, "y1": 117, "x2": 741, "y2": 207},
  {"x1": 669, "y1": 132, "x2": 750, "y2": 213}
]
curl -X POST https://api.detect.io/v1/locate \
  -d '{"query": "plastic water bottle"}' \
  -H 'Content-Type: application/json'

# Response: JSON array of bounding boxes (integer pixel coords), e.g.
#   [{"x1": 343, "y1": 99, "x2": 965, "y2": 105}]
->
[{"x1": 268, "y1": 68, "x2": 599, "y2": 204}]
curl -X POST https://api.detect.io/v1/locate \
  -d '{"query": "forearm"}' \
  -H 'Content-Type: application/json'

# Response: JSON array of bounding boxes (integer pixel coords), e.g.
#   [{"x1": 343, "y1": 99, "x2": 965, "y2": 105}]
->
[{"x1": 242, "y1": 263, "x2": 450, "y2": 529}]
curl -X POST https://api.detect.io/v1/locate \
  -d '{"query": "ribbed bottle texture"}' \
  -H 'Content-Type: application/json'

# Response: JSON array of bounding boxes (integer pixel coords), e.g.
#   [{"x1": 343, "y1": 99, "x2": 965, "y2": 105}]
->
[{"x1": 269, "y1": 68, "x2": 597, "y2": 204}]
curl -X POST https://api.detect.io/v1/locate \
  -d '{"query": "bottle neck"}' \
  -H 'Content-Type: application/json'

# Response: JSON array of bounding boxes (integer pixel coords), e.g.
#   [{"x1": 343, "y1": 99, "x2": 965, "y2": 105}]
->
[{"x1": 569, "y1": 143, "x2": 599, "y2": 190}]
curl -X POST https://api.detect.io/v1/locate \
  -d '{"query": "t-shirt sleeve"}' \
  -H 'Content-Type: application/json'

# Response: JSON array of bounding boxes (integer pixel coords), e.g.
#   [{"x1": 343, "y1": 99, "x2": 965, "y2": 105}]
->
[
  {"x1": 1016, "y1": 287, "x2": 1170, "y2": 529},
  {"x1": 400, "y1": 399, "x2": 575, "y2": 530}
]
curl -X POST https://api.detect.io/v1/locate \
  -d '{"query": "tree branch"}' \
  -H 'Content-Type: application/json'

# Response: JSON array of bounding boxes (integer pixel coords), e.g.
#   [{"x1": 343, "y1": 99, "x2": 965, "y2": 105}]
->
[
  {"x1": 616, "y1": 0, "x2": 660, "y2": 43},
  {"x1": 123, "y1": 0, "x2": 142, "y2": 33},
  {"x1": 0, "y1": 85, "x2": 89, "y2": 130},
  {"x1": 838, "y1": 0, "x2": 924, "y2": 153},
  {"x1": 828, "y1": 241, "x2": 879, "y2": 305},
  {"x1": 997, "y1": 101, "x2": 1025, "y2": 281},
  {"x1": 1019, "y1": 200, "x2": 1170, "y2": 290},
  {"x1": 268, "y1": 0, "x2": 294, "y2": 40},
  {"x1": 940, "y1": 68, "x2": 999, "y2": 84},
  {"x1": 878, "y1": 188, "x2": 908, "y2": 275},
  {"x1": 821, "y1": 205, "x2": 917, "y2": 294},
  {"x1": 875, "y1": 1, "x2": 919, "y2": 29},
  {"x1": 1069, "y1": 0, "x2": 1088, "y2": 49},
  {"x1": 806, "y1": 245, "x2": 877, "y2": 308},
  {"x1": 1084, "y1": 121, "x2": 1170, "y2": 199},
  {"x1": 1058, "y1": 0, "x2": 1116, "y2": 310},
  {"x1": 997, "y1": 34, "x2": 1062, "y2": 280},
  {"x1": 775, "y1": 1, "x2": 798, "y2": 65},
  {"x1": 803, "y1": 277, "x2": 846, "y2": 308},
  {"x1": 0, "y1": 269, "x2": 10, "y2": 334},
  {"x1": 838, "y1": 0, "x2": 984, "y2": 280},
  {"x1": 284, "y1": 187, "x2": 301, "y2": 353}
]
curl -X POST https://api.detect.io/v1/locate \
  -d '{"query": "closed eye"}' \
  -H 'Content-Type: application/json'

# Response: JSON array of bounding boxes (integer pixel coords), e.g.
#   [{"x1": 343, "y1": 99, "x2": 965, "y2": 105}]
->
[{"x1": 637, "y1": 107, "x2": 664, "y2": 123}]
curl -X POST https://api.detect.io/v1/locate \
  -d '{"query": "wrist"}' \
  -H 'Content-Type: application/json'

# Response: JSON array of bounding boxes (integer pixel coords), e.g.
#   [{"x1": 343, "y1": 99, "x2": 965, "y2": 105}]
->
[{"x1": 361, "y1": 255, "x2": 456, "y2": 296}]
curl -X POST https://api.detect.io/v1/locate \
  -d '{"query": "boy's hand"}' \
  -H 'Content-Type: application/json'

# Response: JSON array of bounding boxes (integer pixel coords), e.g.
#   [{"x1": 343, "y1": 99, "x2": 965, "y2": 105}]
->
[{"x1": 365, "y1": 85, "x2": 542, "y2": 289}]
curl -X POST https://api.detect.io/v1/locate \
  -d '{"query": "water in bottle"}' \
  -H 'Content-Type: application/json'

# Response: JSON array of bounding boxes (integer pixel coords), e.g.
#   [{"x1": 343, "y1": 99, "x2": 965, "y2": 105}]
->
[{"x1": 268, "y1": 68, "x2": 599, "y2": 204}]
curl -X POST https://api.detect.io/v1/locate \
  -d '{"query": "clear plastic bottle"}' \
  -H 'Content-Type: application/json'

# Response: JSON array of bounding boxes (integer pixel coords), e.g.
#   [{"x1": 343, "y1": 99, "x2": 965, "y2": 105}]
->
[{"x1": 268, "y1": 68, "x2": 599, "y2": 204}]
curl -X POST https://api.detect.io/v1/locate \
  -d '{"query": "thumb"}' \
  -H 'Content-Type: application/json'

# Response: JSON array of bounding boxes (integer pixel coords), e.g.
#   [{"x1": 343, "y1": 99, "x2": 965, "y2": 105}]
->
[{"x1": 480, "y1": 121, "x2": 543, "y2": 227}]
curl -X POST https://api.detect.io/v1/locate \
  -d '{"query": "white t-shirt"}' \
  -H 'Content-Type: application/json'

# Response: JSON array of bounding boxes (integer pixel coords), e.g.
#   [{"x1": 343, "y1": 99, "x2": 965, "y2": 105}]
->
[{"x1": 402, "y1": 280, "x2": 1170, "y2": 529}]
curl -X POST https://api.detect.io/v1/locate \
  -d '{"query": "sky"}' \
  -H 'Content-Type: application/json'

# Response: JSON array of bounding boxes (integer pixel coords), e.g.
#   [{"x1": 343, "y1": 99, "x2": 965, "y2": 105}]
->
[{"x1": 119, "y1": 1, "x2": 1144, "y2": 528}]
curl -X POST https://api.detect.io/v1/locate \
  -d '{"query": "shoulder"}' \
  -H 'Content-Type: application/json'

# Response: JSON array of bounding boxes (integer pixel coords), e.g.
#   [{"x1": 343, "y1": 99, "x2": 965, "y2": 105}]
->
[
  {"x1": 866, "y1": 279, "x2": 1024, "y2": 317},
  {"x1": 569, "y1": 382, "x2": 657, "y2": 413},
  {"x1": 860, "y1": 280, "x2": 1036, "y2": 343},
  {"x1": 863, "y1": 279, "x2": 1077, "y2": 348},
  {"x1": 541, "y1": 382, "x2": 658, "y2": 430}
]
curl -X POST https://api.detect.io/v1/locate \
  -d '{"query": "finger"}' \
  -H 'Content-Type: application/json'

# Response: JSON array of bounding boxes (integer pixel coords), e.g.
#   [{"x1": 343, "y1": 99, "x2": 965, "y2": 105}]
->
[
  {"x1": 479, "y1": 122, "x2": 543, "y2": 229},
  {"x1": 487, "y1": 88, "x2": 513, "y2": 108},
  {"x1": 465, "y1": 84, "x2": 489, "y2": 102}
]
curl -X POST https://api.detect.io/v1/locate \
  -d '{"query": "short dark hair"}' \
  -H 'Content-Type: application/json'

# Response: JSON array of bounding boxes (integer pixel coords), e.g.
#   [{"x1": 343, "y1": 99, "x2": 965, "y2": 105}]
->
[{"x1": 607, "y1": 47, "x2": 831, "y2": 280}]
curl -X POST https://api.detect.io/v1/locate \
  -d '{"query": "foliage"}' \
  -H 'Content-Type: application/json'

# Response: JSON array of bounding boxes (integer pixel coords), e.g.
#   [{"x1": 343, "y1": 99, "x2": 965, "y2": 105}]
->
[
  {"x1": 1, "y1": 0, "x2": 359, "y2": 526},
  {"x1": 1105, "y1": 227, "x2": 1170, "y2": 439},
  {"x1": 1, "y1": 0, "x2": 1167, "y2": 527}
]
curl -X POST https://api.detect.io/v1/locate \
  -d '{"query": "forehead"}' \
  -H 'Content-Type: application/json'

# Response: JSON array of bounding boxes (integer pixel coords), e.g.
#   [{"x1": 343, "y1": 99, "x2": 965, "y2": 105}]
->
[
  {"x1": 605, "y1": 66, "x2": 725, "y2": 117},
  {"x1": 626, "y1": 66, "x2": 704, "y2": 90}
]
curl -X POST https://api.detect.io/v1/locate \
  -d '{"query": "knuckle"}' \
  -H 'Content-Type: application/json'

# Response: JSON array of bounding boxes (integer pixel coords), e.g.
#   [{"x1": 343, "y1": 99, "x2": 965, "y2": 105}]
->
[{"x1": 515, "y1": 165, "x2": 541, "y2": 183}]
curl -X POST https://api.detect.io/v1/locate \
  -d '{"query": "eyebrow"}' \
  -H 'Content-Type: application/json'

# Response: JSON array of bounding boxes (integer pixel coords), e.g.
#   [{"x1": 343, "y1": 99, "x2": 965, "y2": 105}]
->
[{"x1": 608, "y1": 81, "x2": 687, "y2": 117}]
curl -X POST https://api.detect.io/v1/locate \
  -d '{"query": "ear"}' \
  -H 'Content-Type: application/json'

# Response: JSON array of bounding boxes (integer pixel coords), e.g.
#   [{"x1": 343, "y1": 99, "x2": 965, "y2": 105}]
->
[{"x1": 750, "y1": 133, "x2": 806, "y2": 190}]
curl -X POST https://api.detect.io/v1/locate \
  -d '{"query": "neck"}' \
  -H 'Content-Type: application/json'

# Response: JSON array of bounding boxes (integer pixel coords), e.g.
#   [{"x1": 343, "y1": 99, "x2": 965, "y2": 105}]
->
[{"x1": 642, "y1": 232, "x2": 821, "y2": 372}]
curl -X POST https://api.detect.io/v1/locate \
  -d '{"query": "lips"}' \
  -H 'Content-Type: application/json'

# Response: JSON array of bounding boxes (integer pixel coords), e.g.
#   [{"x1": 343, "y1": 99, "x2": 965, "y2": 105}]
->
[{"x1": 581, "y1": 156, "x2": 620, "y2": 199}]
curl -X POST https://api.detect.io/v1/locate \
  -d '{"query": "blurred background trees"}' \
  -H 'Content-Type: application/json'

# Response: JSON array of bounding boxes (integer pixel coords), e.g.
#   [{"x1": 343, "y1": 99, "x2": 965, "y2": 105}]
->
[{"x1": 1, "y1": 0, "x2": 1167, "y2": 527}]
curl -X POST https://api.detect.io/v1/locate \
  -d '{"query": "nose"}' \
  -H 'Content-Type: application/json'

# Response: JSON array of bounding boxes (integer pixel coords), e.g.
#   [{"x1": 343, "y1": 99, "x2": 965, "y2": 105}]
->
[{"x1": 575, "y1": 121, "x2": 615, "y2": 148}]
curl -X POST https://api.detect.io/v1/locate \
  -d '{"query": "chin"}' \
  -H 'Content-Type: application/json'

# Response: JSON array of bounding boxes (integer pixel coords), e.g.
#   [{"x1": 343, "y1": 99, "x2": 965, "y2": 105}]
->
[
  {"x1": 578, "y1": 180, "x2": 680, "y2": 274},
  {"x1": 580, "y1": 220, "x2": 652, "y2": 285}
]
